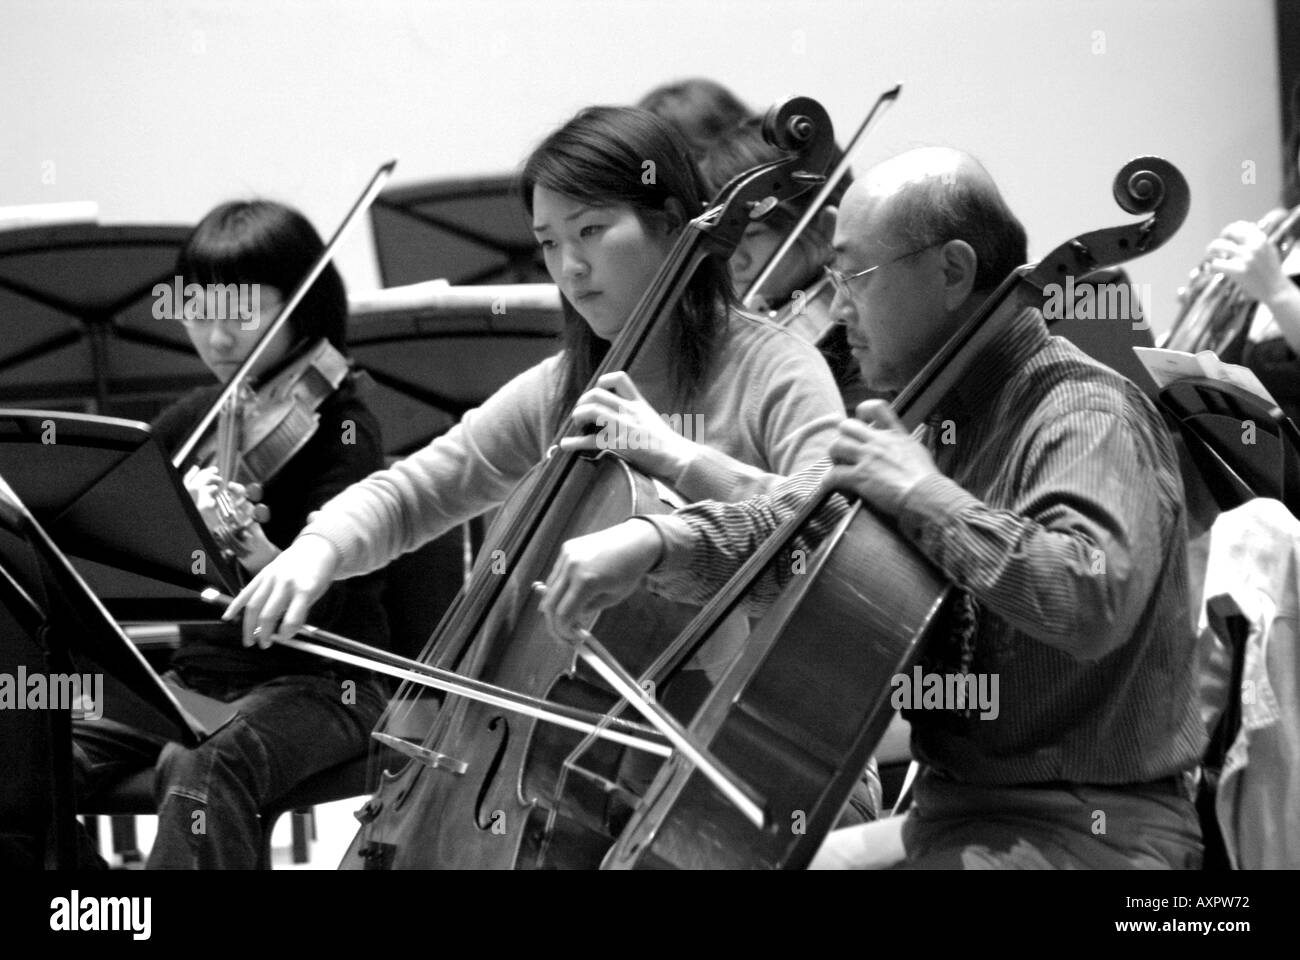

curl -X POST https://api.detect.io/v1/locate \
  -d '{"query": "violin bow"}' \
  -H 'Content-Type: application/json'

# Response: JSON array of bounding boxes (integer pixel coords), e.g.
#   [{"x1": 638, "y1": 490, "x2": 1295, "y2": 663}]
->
[{"x1": 172, "y1": 158, "x2": 398, "y2": 471}]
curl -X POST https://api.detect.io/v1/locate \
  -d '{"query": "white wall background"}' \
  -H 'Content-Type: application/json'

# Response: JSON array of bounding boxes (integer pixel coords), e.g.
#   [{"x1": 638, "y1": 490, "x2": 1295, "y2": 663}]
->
[{"x1": 0, "y1": 0, "x2": 1284, "y2": 334}]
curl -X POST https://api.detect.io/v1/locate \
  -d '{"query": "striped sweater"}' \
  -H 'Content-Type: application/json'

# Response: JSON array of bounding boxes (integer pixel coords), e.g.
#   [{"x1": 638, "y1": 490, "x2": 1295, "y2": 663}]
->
[{"x1": 643, "y1": 307, "x2": 1207, "y2": 786}]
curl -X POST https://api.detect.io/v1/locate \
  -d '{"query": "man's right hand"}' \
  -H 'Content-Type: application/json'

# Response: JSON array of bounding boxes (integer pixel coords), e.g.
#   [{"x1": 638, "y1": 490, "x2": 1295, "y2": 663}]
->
[{"x1": 223, "y1": 534, "x2": 340, "y2": 648}]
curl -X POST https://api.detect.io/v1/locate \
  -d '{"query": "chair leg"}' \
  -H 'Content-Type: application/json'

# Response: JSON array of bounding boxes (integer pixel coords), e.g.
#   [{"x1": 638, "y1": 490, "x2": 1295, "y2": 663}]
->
[
  {"x1": 259, "y1": 811, "x2": 278, "y2": 869},
  {"x1": 110, "y1": 815, "x2": 142, "y2": 866},
  {"x1": 291, "y1": 808, "x2": 312, "y2": 864},
  {"x1": 81, "y1": 815, "x2": 101, "y2": 850}
]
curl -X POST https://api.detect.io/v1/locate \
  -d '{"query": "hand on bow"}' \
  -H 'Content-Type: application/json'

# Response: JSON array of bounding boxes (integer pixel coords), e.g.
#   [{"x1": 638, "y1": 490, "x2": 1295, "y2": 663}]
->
[
  {"x1": 222, "y1": 534, "x2": 340, "y2": 648},
  {"x1": 538, "y1": 519, "x2": 664, "y2": 644}
]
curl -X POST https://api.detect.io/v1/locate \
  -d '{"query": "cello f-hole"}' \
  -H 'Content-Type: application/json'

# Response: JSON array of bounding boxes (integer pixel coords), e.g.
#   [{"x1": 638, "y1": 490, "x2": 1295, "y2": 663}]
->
[{"x1": 474, "y1": 716, "x2": 510, "y2": 831}]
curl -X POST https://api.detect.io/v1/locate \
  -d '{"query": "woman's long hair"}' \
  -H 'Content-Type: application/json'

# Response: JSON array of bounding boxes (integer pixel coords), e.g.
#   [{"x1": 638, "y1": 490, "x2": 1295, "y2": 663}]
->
[
  {"x1": 176, "y1": 200, "x2": 348, "y2": 354},
  {"x1": 520, "y1": 106, "x2": 734, "y2": 427}
]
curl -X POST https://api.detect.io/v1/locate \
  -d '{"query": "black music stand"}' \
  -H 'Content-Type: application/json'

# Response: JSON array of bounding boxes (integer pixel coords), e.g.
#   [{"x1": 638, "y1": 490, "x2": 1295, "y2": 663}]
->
[
  {"x1": 0, "y1": 409, "x2": 241, "y2": 622},
  {"x1": 0, "y1": 223, "x2": 204, "y2": 419},
  {"x1": 0, "y1": 476, "x2": 208, "y2": 868},
  {"x1": 1159, "y1": 378, "x2": 1300, "y2": 518},
  {"x1": 370, "y1": 175, "x2": 550, "y2": 288},
  {"x1": 347, "y1": 289, "x2": 560, "y2": 455}
]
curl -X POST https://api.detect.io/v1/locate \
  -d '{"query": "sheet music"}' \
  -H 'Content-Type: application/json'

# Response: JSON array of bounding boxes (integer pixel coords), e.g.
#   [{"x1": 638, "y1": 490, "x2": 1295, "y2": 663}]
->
[{"x1": 1133, "y1": 347, "x2": 1277, "y2": 404}]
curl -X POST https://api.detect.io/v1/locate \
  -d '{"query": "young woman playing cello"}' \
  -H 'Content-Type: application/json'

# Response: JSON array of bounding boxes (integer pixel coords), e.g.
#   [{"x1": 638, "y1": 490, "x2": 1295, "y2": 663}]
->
[{"x1": 226, "y1": 105, "x2": 844, "y2": 733}]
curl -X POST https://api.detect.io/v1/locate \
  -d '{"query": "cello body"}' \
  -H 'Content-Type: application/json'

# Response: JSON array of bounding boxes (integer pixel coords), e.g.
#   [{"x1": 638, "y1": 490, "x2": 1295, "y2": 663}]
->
[
  {"x1": 605, "y1": 504, "x2": 952, "y2": 869},
  {"x1": 342, "y1": 451, "x2": 702, "y2": 869}
]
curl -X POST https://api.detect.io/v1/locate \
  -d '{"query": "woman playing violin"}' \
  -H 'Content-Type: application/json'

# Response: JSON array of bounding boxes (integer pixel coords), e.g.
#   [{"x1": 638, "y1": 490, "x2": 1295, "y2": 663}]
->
[
  {"x1": 74, "y1": 200, "x2": 390, "y2": 869},
  {"x1": 226, "y1": 106, "x2": 844, "y2": 732}
]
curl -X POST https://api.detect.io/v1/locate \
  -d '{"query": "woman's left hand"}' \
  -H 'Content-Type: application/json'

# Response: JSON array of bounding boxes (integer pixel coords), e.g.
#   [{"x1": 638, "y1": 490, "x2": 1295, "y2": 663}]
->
[{"x1": 560, "y1": 372, "x2": 695, "y2": 482}]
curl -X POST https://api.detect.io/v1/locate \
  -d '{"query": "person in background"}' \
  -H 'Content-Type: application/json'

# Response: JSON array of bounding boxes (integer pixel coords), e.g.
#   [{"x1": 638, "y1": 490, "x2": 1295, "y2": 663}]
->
[
  {"x1": 1199, "y1": 78, "x2": 1300, "y2": 423},
  {"x1": 699, "y1": 117, "x2": 877, "y2": 413},
  {"x1": 637, "y1": 77, "x2": 755, "y2": 158},
  {"x1": 74, "y1": 200, "x2": 390, "y2": 869}
]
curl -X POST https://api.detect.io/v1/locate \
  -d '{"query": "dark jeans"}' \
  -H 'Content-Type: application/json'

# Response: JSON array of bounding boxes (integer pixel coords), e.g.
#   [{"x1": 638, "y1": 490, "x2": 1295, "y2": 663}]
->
[{"x1": 74, "y1": 668, "x2": 385, "y2": 869}]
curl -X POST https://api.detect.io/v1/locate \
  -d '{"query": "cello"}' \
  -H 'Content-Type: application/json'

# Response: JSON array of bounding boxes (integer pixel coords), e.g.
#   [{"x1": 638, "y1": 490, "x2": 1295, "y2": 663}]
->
[
  {"x1": 339, "y1": 96, "x2": 869, "y2": 870},
  {"x1": 596, "y1": 156, "x2": 1191, "y2": 869}
]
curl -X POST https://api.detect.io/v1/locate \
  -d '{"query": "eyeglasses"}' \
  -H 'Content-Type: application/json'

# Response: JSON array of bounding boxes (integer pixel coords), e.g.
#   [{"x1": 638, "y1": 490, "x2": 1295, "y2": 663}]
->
[
  {"x1": 823, "y1": 244, "x2": 939, "y2": 298},
  {"x1": 177, "y1": 313, "x2": 260, "y2": 330}
]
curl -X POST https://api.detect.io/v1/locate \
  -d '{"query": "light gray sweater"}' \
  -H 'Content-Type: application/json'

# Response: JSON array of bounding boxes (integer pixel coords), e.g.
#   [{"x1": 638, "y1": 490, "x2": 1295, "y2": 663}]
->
[{"x1": 303, "y1": 313, "x2": 843, "y2": 579}]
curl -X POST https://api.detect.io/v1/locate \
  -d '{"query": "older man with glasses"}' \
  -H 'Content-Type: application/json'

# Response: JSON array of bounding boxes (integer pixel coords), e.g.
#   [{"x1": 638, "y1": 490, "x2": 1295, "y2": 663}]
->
[{"x1": 539, "y1": 146, "x2": 1206, "y2": 870}]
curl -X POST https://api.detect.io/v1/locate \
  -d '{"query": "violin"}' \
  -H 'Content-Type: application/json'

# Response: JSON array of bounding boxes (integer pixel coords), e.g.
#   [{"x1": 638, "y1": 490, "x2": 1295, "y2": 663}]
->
[
  {"x1": 189, "y1": 338, "x2": 353, "y2": 560},
  {"x1": 171, "y1": 161, "x2": 396, "y2": 560},
  {"x1": 600, "y1": 157, "x2": 1191, "y2": 869},
  {"x1": 766, "y1": 270, "x2": 835, "y2": 343},
  {"x1": 764, "y1": 272, "x2": 880, "y2": 413},
  {"x1": 339, "y1": 97, "x2": 841, "y2": 870}
]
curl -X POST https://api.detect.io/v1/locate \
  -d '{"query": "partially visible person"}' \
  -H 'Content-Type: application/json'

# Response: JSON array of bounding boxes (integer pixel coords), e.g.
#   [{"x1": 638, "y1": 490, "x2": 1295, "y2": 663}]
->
[
  {"x1": 699, "y1": 117, "x2": 878, "y2": 412},
  {"x1": 1198, "y1": 78, "x2": 1300, "y2": 422},
  {"x1": 74, "y1": 200, "x2": 390, "y2": 869},
  {"x1": 637, "y1": 77, "x2": 755, "y2": 157}
]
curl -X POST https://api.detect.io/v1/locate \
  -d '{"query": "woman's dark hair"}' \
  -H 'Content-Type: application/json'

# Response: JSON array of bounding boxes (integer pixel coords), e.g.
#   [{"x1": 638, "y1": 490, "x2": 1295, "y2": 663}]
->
[
  {"x1": 637, "y1": 78, "x2": 754, "y2": 157},
  {"x1": 520, "y1": 105, "x2": 733, "y2": 422},
  {"x1": 176, "y1": 200, "x2": 348, "y2": 353}
]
